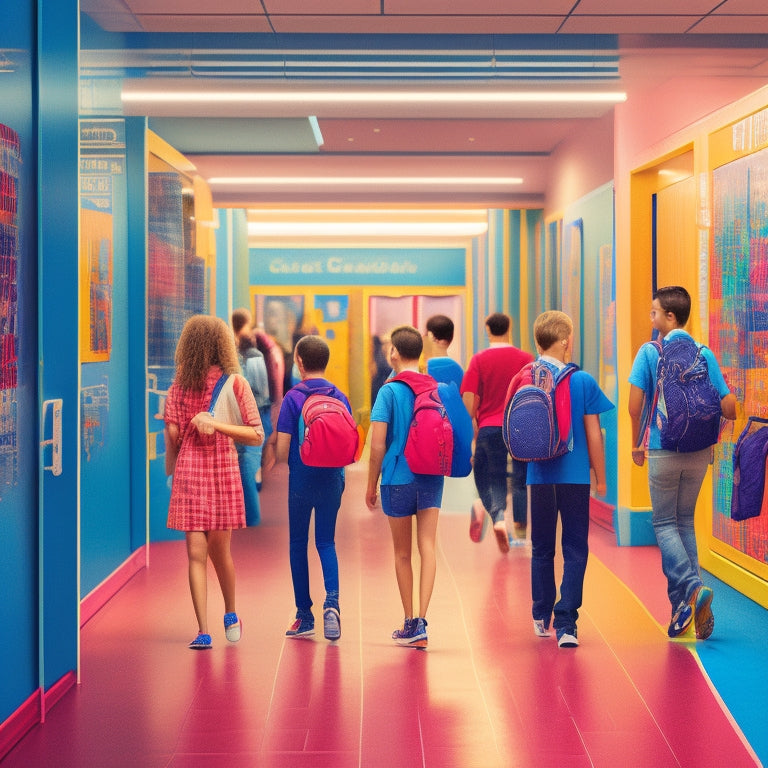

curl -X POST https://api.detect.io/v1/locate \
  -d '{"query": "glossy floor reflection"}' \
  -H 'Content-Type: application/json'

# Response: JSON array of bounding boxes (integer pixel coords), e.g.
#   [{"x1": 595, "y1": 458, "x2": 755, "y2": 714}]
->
[{"x1": 2, "y1": 463, "x2": 761, "y2": 767}]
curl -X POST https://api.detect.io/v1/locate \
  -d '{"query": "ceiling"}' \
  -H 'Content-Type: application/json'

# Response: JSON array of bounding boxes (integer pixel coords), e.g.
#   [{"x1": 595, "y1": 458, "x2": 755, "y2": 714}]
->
[{"x1": 79, "y1": 1, "x2": 768, "y2": 231}]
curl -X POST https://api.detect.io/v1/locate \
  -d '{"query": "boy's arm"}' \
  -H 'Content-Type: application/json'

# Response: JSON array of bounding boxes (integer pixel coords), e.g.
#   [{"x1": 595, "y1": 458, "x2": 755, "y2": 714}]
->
[
  {"x1": 627, "y1": 384, "x2": 646, "y2": 467},
  {"x1": 721, "y1": 392, "x2": 737, "y2": 421},
  {"x1": 366, "y1": 421, "x2": 387, "y2": 510},
  {"x1": 583, "y1": 413, "x2": 607, "y2": 495}
]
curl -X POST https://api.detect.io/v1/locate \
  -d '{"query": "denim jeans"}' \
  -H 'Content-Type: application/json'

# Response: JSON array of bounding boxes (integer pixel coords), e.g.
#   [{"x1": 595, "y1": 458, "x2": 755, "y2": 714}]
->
[
  {"x1": 474, "y1": 427, "x2": 527, "y2": 525},
  {"x1": 288, "y1": 472, "x2": 344, "y2": 612},
  {"x1": 530, "y1": 483, "x2": 590, "y2": 632},
  {"x1": 236, "y1": 443, "x2": 261, "y2": 526},
  {"x1": 647, "y1": 447, "x2": 710, "y2": 610}
]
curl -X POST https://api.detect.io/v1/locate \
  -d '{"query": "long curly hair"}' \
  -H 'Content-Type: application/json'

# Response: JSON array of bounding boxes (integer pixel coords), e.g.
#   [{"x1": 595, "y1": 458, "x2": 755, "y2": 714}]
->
[{"x1": 174, "y1": 315, "x2": 240, "y2": 391}]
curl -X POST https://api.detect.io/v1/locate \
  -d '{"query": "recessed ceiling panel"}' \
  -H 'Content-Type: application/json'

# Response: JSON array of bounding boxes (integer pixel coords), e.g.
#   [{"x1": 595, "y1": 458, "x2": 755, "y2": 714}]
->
[{"x1": 147, "y1": 117, "x2": 322, "y2": 153}]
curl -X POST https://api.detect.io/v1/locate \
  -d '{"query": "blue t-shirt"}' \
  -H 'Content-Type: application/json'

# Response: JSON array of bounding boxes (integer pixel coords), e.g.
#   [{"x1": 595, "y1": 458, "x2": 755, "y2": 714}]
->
[
  {"x1": 628, "y1": 329, "x2": 730, "y2": 450},
  {"x1": 427, "y1": 357, "x2": 464, "y2": 390},
  {"x1": 370, "y1": 378, "x2": 418, "y2": 486},
  {"x1": 526, "y1": 361, "x2": 614, "y2": 486},
  {"x1": 277, "y1": 377, "x2": 350, "y2": 484}
]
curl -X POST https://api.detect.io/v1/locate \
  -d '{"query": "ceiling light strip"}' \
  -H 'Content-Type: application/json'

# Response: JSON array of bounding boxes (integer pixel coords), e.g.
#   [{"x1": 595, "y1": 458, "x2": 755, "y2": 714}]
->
[{"x1": 211, "y1": 176, "x2": 523, "y2": 186}]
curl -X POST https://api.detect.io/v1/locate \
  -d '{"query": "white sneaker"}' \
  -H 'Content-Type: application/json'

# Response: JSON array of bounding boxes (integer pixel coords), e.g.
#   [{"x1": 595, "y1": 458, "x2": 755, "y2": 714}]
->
[
  {"x1": 533, "y1": 619, "x2": 551, "y2": 637},
  {"x1": 557, "y1": 631, "x2": 579, "y2": 648}
]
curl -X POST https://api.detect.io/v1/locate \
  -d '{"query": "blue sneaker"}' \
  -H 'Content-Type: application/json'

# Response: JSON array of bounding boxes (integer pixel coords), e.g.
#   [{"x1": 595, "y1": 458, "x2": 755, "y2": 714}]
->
[
  {"x1": 557, "y1": 628, "x2": 579, "y2": 648},
  {"x1": 188, "y1": 633, "x2": 212, "y2": 650},
  {"x1": 224, "y1": 612, "x2": 241, "y2": 642},
  {"x1": 323, "y1": 607, "x2": 341, "y2": 641},
  {"x1": 286, "y1": 613, "x2": 315, "y2": 638},
  {"x1": 392, "y1": 617, "x2": 428, "y2": 648},
  {"x1": 693, "y1": 586, "x2": 714, "y2": 640},
  {"x1": 668, "y1": 600, "x2": 694, "y2": 637}
]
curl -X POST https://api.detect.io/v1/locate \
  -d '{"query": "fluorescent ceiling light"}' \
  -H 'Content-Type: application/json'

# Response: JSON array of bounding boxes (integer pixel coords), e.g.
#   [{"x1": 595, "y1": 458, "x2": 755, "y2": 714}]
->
[
  {"x1": 211, "y1": 176, "x2": 523, "y2": 186},
  {"x1": 123, "y1": 88, "x2": 626, "y2": 104},
  {"x1": 248, "y1": 222, "x2": 489, "y2": 237}
]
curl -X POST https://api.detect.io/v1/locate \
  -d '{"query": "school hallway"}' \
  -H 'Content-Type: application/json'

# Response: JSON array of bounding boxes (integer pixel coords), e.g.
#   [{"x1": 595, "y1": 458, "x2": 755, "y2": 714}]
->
[{"x1": 2, "y1": 463, "x2": 765, "y2": 768}]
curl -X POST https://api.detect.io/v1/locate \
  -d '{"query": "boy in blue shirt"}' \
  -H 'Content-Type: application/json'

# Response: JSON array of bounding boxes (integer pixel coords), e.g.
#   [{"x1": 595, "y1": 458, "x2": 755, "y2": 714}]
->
[
  {"x1": 366, "y1": 325, "x2": 443, "y2": 649},
  {"x1": 628, "y1": 286, "x2": 736, "y2": 641},
  {"x1": 263, "y1": 335, "x2": 351, "y2": 641},
  {"x1": 523, "y1": 311, "x2": 613, "y2": 648},
  {"x1": 425, "y1": 314, "x2": 463, "y2": 389}
]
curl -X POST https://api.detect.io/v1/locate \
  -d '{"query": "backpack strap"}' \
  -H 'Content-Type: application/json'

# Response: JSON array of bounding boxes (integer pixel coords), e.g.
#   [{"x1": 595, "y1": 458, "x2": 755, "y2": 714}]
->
[
  {"x1": 636, "y1": 339, "x2": 662, "y2": 449},
  {"x1": 207, "y1": 374, "x2": 230, "y2": 415},
  {"x1": 294, "y1": 381, "x2": 335, "y2": 399},
  {"x1": 392, "y1": 370, "x2": 438, "y2": 396}
]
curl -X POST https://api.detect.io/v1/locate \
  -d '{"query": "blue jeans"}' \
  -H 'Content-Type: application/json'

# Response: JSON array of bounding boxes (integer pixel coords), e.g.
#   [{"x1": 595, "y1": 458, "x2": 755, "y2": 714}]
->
[
  {"x1": 236, "y1": 443, "x2": 261, "y2": 526},
  {"x1": 647, "y1": 448, "x2": 710, "y2": 610},
  {"x1": 288, "y1": 472, "x2": 344, "y2": 613},
  {"x1": 530, "y1": 483, "x2": 590, "y2": 632},
  {"x1": 474, "y1": 427, "x2": 527, "y2": 525}
]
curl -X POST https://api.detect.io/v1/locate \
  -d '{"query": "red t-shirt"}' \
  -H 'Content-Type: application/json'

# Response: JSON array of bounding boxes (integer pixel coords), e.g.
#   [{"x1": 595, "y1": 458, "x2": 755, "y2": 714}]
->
[{"x1": 460, "y1": 345, "x2": 534, "y2": 428}]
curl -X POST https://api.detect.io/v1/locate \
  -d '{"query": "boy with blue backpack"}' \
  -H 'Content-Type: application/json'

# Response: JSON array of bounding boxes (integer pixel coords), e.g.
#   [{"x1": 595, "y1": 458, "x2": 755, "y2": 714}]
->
[
  {"x1": 263, "y1": 334, "x2": 357, "y2": 642},
  {"x1": 629, "y1": 286, "x2": 736, "y2": 641},
  {"x1": 507, "y1": 310, "x2": 613, "y2": 648}
]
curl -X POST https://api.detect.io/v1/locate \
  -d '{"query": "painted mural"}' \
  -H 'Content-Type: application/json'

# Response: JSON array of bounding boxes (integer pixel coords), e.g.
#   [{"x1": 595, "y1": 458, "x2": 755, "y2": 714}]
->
[{"x1": 711, "y1": 148, "x2": 768, "y2": 565}]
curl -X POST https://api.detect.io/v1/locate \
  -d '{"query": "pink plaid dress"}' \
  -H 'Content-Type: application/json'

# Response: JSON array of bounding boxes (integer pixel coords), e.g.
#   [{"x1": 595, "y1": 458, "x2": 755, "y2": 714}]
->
[{"x1": 165, "y1": 366, "x2": 260, "y2": 531}]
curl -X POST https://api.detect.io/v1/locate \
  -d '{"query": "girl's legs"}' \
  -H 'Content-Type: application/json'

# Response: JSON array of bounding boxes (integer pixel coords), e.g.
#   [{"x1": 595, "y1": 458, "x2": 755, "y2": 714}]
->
[
  {"x1": 186, "y1": 531, "x2": 209, "y2": 634},
  {"x1": 207, "y1": 529, "x2": 236, "y2": 614},
  {"x1": 415, "y1": 506, "x2": 440, "y2": 617},
  {"x1": 388, "y1": 515, "x2": 415, "y2": 618}
]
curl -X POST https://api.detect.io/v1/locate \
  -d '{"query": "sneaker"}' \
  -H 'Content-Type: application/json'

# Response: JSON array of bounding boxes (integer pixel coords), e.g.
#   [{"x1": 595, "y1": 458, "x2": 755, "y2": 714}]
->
[
  {"x1": 188, "y1": 633, "x2": 212, "y2": 650},
  {"x1": 693, "y1": 586, "x2": 714, "y2": 640},
  {"x1": 224, "y1": 612, "x2": 241, "y2": 643},
  {"x1": 668, "y1": 600, "x2": 694, "y2": 638},
  {"x1": 392, "y1": 617, "x2": 428, "y2": 648},
  {"x1": 493, "y1": 520, "x2": 510, "y2": 554},
  {"x1": 323, "y1": 607, "x2": 341, "y2": 641},
  {"x1": 286, "y1": 615, "x2": 315, "y2": 638},
  {"x1": 469, "y1": 500, "x2": 488, "y2": 543},
  {"x1": 533, "y1": 619, "x2": 551, "y2": 638},
  {"x1": 557, "y1": 629, "x2": 579, "y2": 648}
]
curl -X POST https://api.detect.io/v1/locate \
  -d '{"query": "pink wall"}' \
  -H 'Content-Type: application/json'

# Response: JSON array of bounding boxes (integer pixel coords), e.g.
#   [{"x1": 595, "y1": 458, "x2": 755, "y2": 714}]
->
[{"x1": 545, "y1": 111, "x2": 614, "y2": 217}]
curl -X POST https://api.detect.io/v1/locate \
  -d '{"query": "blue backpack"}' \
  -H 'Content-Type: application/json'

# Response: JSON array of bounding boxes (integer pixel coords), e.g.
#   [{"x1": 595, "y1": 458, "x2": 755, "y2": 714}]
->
[
  {"x1": 503, "y1": 361, "x2": 578, "y2": 462},
  {"x1": 650, "y1": 337, "x2": 722, "y2": 453}
]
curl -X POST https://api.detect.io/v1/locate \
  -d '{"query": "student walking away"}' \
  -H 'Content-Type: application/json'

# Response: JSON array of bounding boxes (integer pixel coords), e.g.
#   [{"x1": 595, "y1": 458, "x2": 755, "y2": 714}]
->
[
  {"x1": 425, "y1": 314, "x2": 464, "y2": 389},
  {"x1": 628, "y1": 286, "x2": 736, "y2": 641},
  {"x1": 262, "y1": 335, "x2": 356, "y2": 642},
  {"x1": 232, "y1": 308, "x2": 271, "y2": 525},
  {"x1": 366, "y1": 325, "x2": 444, "y2": 649},
  {"x1": 461, "y1": 312, "x2": 534, "y2": 552},
  {"x1": 508, "y1": 311, "x2": 613, "y2": 648},
  {"x1": 164, "y1": 315, "x2": 264, "y2": 649}
]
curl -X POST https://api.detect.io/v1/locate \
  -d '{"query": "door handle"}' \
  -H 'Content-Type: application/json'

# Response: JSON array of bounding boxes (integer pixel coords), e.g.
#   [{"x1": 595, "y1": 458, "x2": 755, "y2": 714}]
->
[{"x1": 41, "y1": 398, "x2": 63, "y2": 476}]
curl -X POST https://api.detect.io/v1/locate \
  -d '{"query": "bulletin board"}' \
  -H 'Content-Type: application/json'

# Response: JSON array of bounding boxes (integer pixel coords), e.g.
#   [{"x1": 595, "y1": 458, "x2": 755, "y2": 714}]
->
[{"x1": 709, "y1": 109, "x2": 768, "y2": 582}]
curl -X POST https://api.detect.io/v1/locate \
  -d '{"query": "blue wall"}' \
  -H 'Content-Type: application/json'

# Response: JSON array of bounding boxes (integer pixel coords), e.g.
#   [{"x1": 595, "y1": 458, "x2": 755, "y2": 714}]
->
[{"x1": 0, "y1": 0, "x2": 38, "y2": 727}]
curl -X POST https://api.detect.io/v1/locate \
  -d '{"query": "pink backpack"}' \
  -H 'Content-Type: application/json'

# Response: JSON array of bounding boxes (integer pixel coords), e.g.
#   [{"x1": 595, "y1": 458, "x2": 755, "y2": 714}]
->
[
  {"x1": 393, "y1": 371, "x2": 454, "y2": 476},
  {"x1": 296, "y1": 383, "x2": 361, "y2": 468}
]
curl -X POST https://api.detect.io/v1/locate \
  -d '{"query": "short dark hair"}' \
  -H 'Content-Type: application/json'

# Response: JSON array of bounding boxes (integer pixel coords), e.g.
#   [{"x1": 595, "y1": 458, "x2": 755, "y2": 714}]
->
[
  {"x1": 426, "y1": 314, "x2": 454, "y2": 344},
  {"x1": 390, "y1": 325, "x2": 423, "y2": 362},
  {"x1": 295, "y1": 334, "x2": 330, "y2": 372},
  {"x1": 654, "y1": 286, "x2": 691, "y2": 327},
  {"x1": 231, "y1": 308, "x2": 251, "y2": 334},
  {"x1": 485, "y1": 312, "x2": 510, "y2": 336}
]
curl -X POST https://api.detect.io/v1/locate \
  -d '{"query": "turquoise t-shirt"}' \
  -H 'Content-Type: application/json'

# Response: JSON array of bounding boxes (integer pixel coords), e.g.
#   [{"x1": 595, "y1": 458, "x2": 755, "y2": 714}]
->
[
  {"x1": 628, "y1": 329, "x2": 730, "y2": 450},
  {"x1": 370, "y1": 378, "x2": 416, "y2": 486},
  {"x1": 526, "y1": 361, "x2": 614, "y2": 486},
  {"x1": 427, "y1": 357, "x2": 464, "y2": 390}
]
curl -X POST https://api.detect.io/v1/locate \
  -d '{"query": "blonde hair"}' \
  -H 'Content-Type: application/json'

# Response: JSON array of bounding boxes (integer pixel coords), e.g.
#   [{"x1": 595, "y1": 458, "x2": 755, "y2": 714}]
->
[
  {"x1": 174, "y1": 315, "x2": 240, "y2": 390},
  {"x1": 533, "y1": 310, "x2": 573, "y2": 351}
]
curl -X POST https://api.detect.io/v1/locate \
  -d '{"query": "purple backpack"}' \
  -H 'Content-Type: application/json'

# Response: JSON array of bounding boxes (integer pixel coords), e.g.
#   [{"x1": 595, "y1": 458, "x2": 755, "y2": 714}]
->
[{"x1": 651, "y1": 337, "x2": 722, "y2": 453}]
